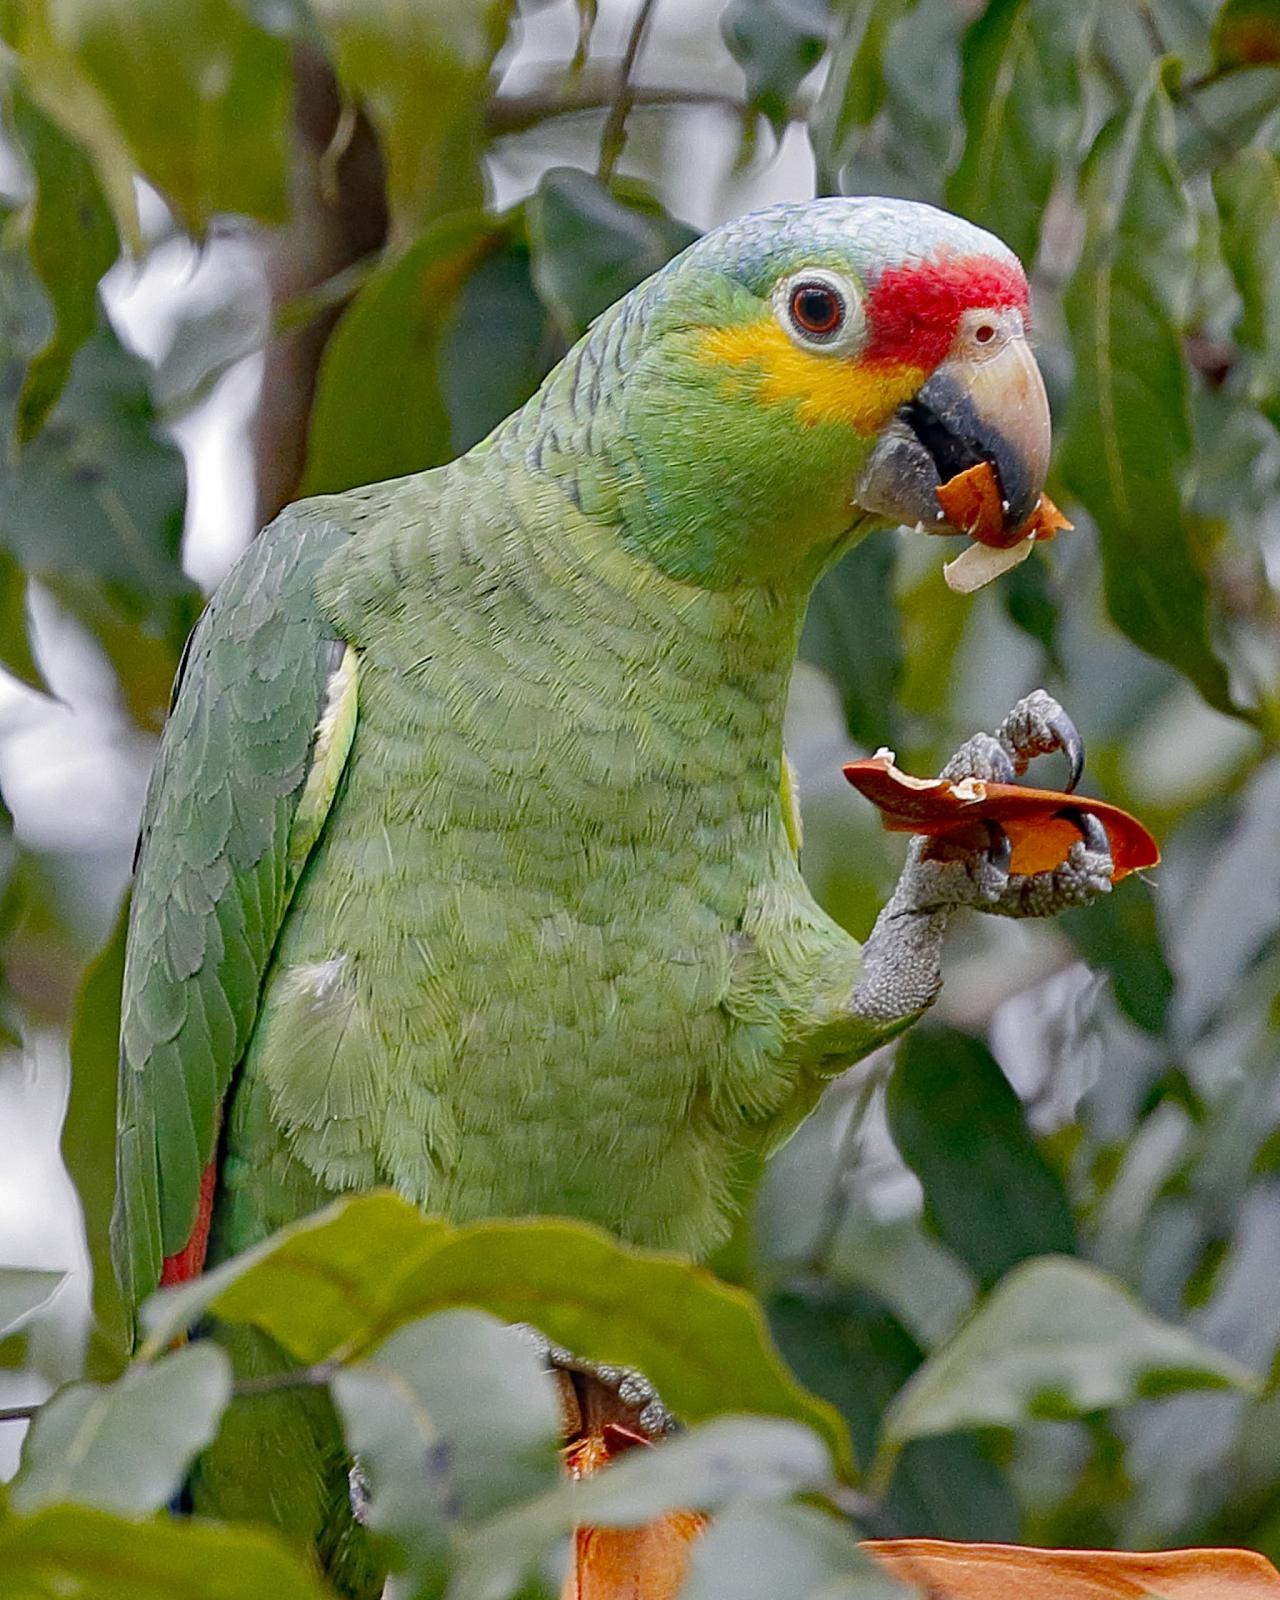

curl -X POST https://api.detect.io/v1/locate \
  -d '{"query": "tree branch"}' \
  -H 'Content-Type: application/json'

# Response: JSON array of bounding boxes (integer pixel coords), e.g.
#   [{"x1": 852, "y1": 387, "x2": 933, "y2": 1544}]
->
[{"x1": 598, "y1": 0, "x2": 663, "y2": 183}]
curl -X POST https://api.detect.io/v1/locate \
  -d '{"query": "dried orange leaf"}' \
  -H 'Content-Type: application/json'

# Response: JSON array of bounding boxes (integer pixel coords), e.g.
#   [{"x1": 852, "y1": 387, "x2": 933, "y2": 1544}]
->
[
  {"x1": 561, "y1": 1516, "x2": 705, "y2": 1600},
  {"x1": 864, "y1": 1539, "x2": 1280, "y2": 1600},
  {"x1": 561, "y1": 1430, "x2": 706, "y2": 1600},
  {"x1": 843, "y1": 752, "x2": 1159, "y2": 882}
]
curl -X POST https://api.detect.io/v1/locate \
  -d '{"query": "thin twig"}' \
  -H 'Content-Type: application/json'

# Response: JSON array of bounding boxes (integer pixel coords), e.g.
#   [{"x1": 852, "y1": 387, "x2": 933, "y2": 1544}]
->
[
  {"x1": 806, "y1": 1058, "x2": 890, "y2": 1275},
  {"x1": 0, "y1": 1402, "x2": 40, "y2": 1424},
  {"x1": 231, "y1": 1360, "x2": 341, "y2": 1399},
  {"x1": 486, "y1": 80, "x2": 752, "y2": 138},
  {"x1": 597, "y1": 0, "x2": 662, "y2": 183}
]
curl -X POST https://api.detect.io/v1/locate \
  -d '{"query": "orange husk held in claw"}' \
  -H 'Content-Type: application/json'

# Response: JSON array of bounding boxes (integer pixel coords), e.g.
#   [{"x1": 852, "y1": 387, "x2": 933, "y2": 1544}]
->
[
  {"x1": 560, "y1": 1429, "x2": 705, "y2": 1600},
  {"x1": 935, "y1": 459, "x2": 1072, "y2": 550},
  {"x1": 842, "y1": 752, "x2": 1159, "y2": 882},
  {"x1": 864, "y1": 1538, "x2": 1280, "y2": 1599}
]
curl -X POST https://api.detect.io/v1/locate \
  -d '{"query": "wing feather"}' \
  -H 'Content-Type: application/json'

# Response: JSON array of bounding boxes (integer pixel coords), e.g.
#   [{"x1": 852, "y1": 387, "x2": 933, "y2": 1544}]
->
[{"x1": 112, "y1": 504, "x2": 355, "y2": 1313}]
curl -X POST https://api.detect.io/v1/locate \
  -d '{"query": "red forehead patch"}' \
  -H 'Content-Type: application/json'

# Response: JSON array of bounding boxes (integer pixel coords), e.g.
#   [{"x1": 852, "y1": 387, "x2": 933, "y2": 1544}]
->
[{"x1": 863, "y1": 253, "x2": 1029, "y2": 368}]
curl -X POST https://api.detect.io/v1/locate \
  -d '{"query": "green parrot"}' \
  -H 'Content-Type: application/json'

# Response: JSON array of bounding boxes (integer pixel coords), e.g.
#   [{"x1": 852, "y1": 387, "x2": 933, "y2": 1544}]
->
[{"x1": 113, "y1": 196, "x2": 1111, "y2": 1593}]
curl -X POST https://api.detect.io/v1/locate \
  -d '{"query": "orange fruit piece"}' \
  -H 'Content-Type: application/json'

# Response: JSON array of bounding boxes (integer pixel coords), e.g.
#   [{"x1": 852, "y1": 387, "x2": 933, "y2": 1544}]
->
[
  {"x1": 935, "y1": 460, "x2": 1072, "y2": 549},
  {"x1": 842, "y1": 753, "x2": 1159, "y2": 882}
]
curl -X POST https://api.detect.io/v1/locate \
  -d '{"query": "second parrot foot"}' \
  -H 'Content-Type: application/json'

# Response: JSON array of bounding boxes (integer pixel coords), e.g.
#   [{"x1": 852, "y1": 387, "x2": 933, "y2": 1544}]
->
[
  {"x1": 514, "y1": 1324, "x2": 677, "y2": 1450},
  {"x1": 348, "y1": 1326, "x2": 676, "y2": 1527}
]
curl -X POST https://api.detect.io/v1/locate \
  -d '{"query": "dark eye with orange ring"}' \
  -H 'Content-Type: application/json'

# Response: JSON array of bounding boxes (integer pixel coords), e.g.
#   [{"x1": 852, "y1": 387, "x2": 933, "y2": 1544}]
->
[{"x1": 789, "y1": 282, "x2": 845, "y2": 338}]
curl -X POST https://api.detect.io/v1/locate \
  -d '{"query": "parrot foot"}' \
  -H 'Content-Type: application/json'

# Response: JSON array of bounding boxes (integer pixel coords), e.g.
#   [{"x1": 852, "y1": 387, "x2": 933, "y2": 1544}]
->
[
  {"x1": 346, "y1": 1328, "x2": 677, "y2": 1532},
  {"x1": 513, "y1": 1324, "x2": 678, "y2": 1446},
  {"x1": 851, "y1": 691, "x2": 1110, "y2": 1025}
]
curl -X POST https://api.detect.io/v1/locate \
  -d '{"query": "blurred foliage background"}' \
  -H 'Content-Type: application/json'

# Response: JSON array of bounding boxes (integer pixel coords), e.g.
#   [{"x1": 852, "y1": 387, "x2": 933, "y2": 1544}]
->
[{"x1": 1, "y1": 0, "x2": 1280, "y2": 1593}]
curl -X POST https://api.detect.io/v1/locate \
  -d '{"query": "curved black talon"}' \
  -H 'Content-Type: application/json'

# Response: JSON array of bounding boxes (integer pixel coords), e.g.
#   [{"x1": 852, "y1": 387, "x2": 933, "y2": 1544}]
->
[
  {"x1": 1059, "y1": 807, "x2": 1110, "y2": 856},
  {"x1": 984, "y1": 819, "x2": 1012, "y2": 876},
  {"x1": 1050, "y1": 708, "x2": 1085, "y2": 793}
]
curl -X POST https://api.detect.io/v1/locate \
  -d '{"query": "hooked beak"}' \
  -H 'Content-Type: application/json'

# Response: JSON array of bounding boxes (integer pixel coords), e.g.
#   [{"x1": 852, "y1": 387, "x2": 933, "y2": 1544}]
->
[{"x1": 855, "y1": 326, "x2": 1051, "y2": 543}]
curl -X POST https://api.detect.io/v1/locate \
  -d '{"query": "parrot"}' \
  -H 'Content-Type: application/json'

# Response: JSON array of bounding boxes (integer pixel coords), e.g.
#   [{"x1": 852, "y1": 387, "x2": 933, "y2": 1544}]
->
[{"x1": 111, "y1": 196, "x2": 1114, "y2": 1595}]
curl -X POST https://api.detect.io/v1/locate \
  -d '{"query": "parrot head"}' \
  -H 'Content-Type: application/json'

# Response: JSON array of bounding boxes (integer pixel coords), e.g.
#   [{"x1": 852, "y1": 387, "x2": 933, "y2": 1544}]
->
[{"x1": 606, "y1": 196, "x2": 1051, "y2": 589}]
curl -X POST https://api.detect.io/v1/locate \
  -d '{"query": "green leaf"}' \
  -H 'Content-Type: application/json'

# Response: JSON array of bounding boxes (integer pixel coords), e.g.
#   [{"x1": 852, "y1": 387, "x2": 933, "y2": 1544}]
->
[
  {"x1": 768, "y1": 1281, "x2": 1019, "y2": 1540},
  {"x1": 680, "y1": 1501, "x2": 913, "y2": 1600},
  {"x1": 0, "y1": 1503, "x2": 335, "y2": 1599},
  {"x1": 302, "y1": 213, "x2": 549, "y2": 495},
  {"x1": 886, "y1": 1028, "x2": 1077, "y2": 1289},
  {"x1": 62, "y1": 901, "x2": 131, "y2": 1378},
  {"x1": 307, "y1": 0, "x2": 514, "y2": 240},
  {"x1": 0, "y1": 1268, "x2": 64, "y2": 1339},
  {"x1": 810, "y1": 0, "x2": 919, "y2": 188},
  {"x1": 454, "y1": 1416, "x2": 832, "y2": 1600},
  {"x1": 721, "y1": 0, "x2": 832, "y2": 134},
  {"x1": 8, "y1": 85, "x2": 118, "y2": 442},
  {"x1": 331, "y1": 1311, "x2": 561, "y2": 1592},
  {"x1": 527, "y1": 168, "x2": 698, "y2": 339},
  {"x1": 875, "y1": 1256, "x2": 1256, "y2": 1490},
  {"x1": 1000, "y1": 545, "x2": 1061, "y2": 667},
  {"x1": 945, "y1": 0, "x2": 1094, "y2": 263},
  {"x1": 141, "y1": 1194, "x2": 855, "y2": 1476},
  {"x1": 139, "y1": 1191, "x2": 451, "y2": 1356},
  {"x1": 0, "y1": 239, "x2": 193, "y2": 624},
  {"x1": 1213, "y1": 0, "x2": 1280, "y2": 67},
  {"x1": 35, "y1": 0, "x2": 291, "y2": 232},
  {"x1": 801, "y1": 534, "x2": 902, "y2": 749},
  {"x1": 1, "y1": 0, "x2": 142, "y2": 249},
  {"x1": 1060, "y1": 874, "x2": 1173, "y2": 1034},
  {"x1": 1061, "y1": 62, "x2": 1239, "y2": 719},
  {"x1": 1214, "y1": 147, "x2": 1280, "y2": 429},
  {"x1": 0, "y1": 548, "x2": 48, "y2": 696},
  {"x1": 10, "y1": 1344, "x2": 231, "y2": 1515}
]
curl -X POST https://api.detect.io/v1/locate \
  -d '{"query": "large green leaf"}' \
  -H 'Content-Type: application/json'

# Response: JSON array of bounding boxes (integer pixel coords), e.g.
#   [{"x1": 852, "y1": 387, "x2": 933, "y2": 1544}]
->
[
  {"x1": 874, "y1": 1256, "x2": 1256, "y2": 1490},
  {"x1": 886, "y1": 1028, "x2": 1077, "y2": 1289},
  {"x1": 1061, "y1": 62, "x2": 1239, "y2": 719},
  {"x1": 307, "y1": 0, "x2": 513, "y2": 240},
  {"x1": 809, "y1": 0, "x2": 919, "y2": 187},
  {"x1": 768, "y1": 1281, "x2": 1019, "y2": 1539},
  {"x1": 680, "y1": 1502, "x2": 913, "y2": 1600},
  {"x1": 0, "y1": 1504, "x2": 334, "y2": 1599},
  {"x1": 801, "y1": 534, "x2": 902, "y2": 749},
  {"x1": 527, "y1": 168, "x2": 697, "y2": 340},
  {"x1": 721, "y1": 0, "x2": 832, "y2": 134},
  {"x1": 330, "y1": 1311, "x2": 561, "y2": 1593},
  {"x1": 302, "y1": 213, "x2": 549, "y2": 495},
  {"x1": 453, "y1": 1417, "x2": 833, "y2": 1600},
  {"x1": 10, "y1": 1344, "x2": 230, "y2": 1515},
  {"x1": 1214, "y1": 147, "x2": 1280, "y2": 430},
  {"x1": 62, "y1": 901, "x2": 131, "y2": 1378},
  {"x1": 35, "y1": 0, "x2": 290, "y2": 232},
  {"x1": 0, "y1": 547, "x2": 47, "y2": 695},
  {"x1": 0, "y1": 1268, "x2": 64, "y2": 1339},
  {"x1": 140, "y1": 1194, "x2": 854, "y2": 1475},
  {"x1": 0, "y1": 0, "x2": 141, "y2": 248},
  {"x1": 0, "y1": 236, "x2": 194, "y2": 655},
  {"x1": 945, "y1": 0, "x2": 1093, "y2": 263},
  {"x1": 8, "y1": 85, "x2": 118, "y2": 442},
  {"x1": 1061, "y1": 875, "x2": 1173, "y2": 1034},
  {"x1": 1213, "y1": 0, "x2": 1280, "y2": 67}
]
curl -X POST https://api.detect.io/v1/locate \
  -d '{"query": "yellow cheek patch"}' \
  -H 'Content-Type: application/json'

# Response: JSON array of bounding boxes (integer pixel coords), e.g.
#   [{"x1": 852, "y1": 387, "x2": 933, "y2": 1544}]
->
[{"x1": 699, "y1": 318, "x2": 925, "y2": 435}]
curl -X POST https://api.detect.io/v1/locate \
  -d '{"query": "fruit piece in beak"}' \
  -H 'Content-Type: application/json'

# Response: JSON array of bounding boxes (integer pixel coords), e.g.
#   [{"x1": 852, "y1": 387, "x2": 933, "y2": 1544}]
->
[{"x1": 856, "y1": 319, "x2": 1052, "y2": 543}]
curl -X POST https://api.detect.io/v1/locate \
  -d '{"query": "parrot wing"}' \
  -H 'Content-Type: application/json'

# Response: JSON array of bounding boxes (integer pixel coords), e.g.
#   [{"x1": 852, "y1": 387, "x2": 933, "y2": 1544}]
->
[{"x1": 112, "y1": 502, "x2": 357, "y2": 1317}]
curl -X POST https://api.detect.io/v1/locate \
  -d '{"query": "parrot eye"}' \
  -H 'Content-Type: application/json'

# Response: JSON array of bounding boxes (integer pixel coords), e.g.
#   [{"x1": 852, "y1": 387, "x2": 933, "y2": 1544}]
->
[
  {"x1": 790, "y1": 283, "x2": 843, "y2": 335},
  {"x1": 773, "y1": 268, "x2": 865, "y2": 354}
]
